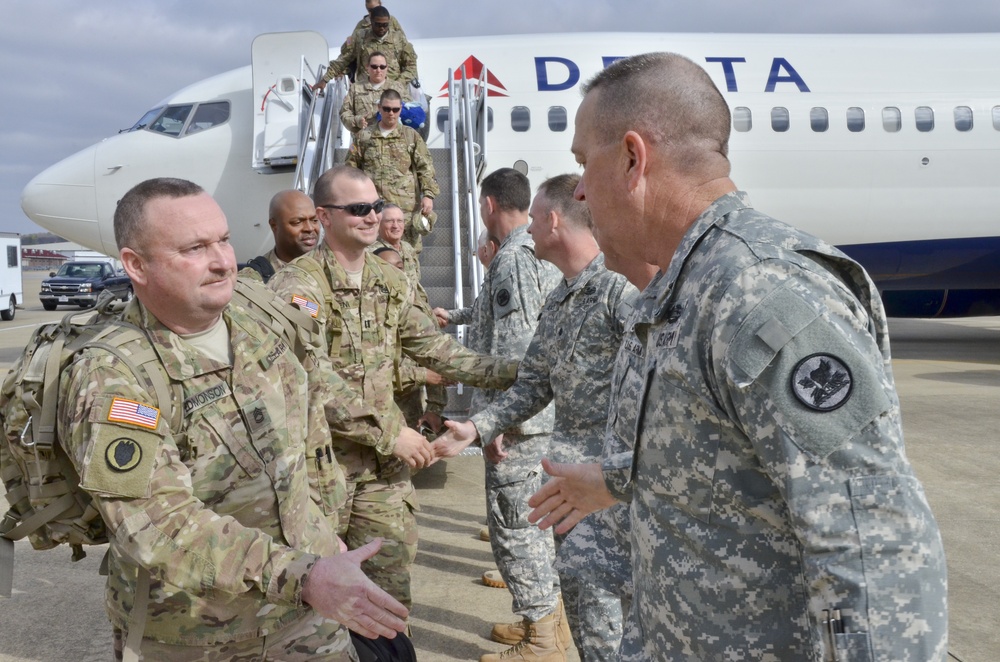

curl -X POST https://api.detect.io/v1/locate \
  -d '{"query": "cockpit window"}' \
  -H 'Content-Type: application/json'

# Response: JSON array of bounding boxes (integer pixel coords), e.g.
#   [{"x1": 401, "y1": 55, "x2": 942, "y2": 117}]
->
[
  {"x1": 126, "y1": 106, "x2": 164, "y2": 133},
  {"x1": 184, "y1": 101, "x2": 230, "y2": 135},
  {"x1": 149, "y1": 105, "x2": 194, "y2": 136}
]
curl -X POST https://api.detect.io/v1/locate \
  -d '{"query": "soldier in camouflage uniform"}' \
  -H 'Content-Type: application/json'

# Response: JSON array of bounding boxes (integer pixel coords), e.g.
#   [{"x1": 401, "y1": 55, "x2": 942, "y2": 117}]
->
[
  {"x1": 347, "y1": 89, "x2": 439, "y2": 253},
  {"x1": 317, "y1": 6, "x2": 417, "y2": 91},
  {"x1": 340, "y1": 52, "x2": 410, "y2": 139},
  {"x1": 530, "y1": 53, "x2": 948, "y2": 661},
  {"x1": 374, "y1": 202, "x2": 421, "y2": 283},
  {"x1": 260, "y1": 189, "x2": 320, "y2": 273},
  {"x1": 269, "y1": 166, "x2": 517, "y2": 611},
  {"x1": 57, "y1": 178, "x2": 408, "y2": 660},
  {"x1": 435, "y1": 174, "x2": 636, "y2": 661}
]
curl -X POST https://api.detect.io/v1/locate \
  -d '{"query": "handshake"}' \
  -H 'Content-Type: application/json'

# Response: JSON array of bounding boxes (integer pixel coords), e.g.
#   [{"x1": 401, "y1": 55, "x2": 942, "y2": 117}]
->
[{"x1": 391, "y1": 418, "x2": 507, "y2": 469}]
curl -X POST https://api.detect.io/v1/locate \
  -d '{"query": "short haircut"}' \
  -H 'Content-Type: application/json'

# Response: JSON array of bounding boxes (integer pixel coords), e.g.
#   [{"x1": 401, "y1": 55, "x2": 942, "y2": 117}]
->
[
  {"x1": 480, "y1": 167, "x2": 531, "y2": 213},
  {"x1": 381, "y1": 203, "x2": 404, "y2": 216},
  {"x1": 538, "y1": 173, "x2": 591, "y2": 231},
  {"x1": 370, "y1": 6, "x2": 389, "y2": 19},
  {"x1": 372, "y1": 246, "x2": 399, "y2": 258},
  {"x1": 313, "y1": 165, "x2": 371, "y2": 206},
  {"x1": 366, "y1": 0, "x2": 381, "y2": 10},
  {"x1": 368, "y1": 51, "x2": 387, "y2": 65},
  {"x1": 582, "y1": 53, "x2": 731, "y2": 163},
  {"x1": 379, "y1": 88, "x2": 402, "y2": 105},
  {"x1": 114, "y1": 177, "x2": 204, "y2": 252}
]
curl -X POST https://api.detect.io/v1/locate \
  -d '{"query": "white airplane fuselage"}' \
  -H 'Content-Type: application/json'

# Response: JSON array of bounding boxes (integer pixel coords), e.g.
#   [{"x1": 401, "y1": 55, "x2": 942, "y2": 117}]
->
[{"x1": 21, "y1": 32, "x2": 1000, "y2": 316}]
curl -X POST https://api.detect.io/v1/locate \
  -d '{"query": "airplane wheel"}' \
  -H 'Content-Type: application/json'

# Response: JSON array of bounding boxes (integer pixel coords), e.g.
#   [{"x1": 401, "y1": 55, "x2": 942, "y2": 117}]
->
[{"x1": 0, "y1": 295, "x2": 14, "y2": 321}]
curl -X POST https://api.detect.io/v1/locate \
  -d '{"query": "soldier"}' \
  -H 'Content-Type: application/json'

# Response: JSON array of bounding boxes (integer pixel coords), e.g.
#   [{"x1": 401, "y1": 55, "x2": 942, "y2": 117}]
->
[
  {"x1": 316, "y1": 6, "x2": 417, "y2": 91},
  {"x1": 374, "y1": 201, "x2": 421, "y2": 282},
  {"x1": 529, "y1": 53, "x2": 949, "y2": 661},
  {"x1": 57, "y1": 177, "x2": 408, "y2": 660},
  {"x1": 341, "y1": 52, "x2": 410, "y2": 139},
  {"x1": 269, "y1": 165, "x2": 517, "y2": 611},
  {"x1": 347, "y1": 89, "x2": 439, "y2": 252},
  {"x1": 439, "y1": 167, "x2": 564, "y2": 656},
  {"x1": 265, "y1": 189, "x2": 320, "y2": 271},
  {"x1": 432, "y1": 229, "x2": 499, "y2": 332},
  {"x1": 434, "y1": 174, "x2": 636, "y2": 662}
]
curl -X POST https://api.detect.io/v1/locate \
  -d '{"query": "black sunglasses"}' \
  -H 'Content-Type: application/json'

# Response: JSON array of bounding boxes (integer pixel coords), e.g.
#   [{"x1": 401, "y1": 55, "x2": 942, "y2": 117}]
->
[
  {"x1": 381, "y1": 106, "x2": 402, "y2": 113},
  {"x1": 318, "y1": 199, "x2": 386, "y2": 217},
  {"x1": 369, "y1": 64, "x2": 387, "y2": 70}
]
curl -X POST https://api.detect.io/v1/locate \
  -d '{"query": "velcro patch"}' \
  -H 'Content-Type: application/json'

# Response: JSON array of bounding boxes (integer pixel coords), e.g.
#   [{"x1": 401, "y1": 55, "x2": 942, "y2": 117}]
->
[
  {"x1": 107, "y1": 397, "x2": 160, "y2": 430},
  {"x1": 291, "y1": 295, "x2": 320, "y2": 318}
]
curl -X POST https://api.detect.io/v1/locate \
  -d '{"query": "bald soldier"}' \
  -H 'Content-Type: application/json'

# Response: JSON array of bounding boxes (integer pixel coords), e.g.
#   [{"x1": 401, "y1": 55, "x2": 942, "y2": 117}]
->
[
  {"x1": 263, "y1": 189, "x2": 321, "y2": 272},
  {"x1": 529, "y1": 53, "x2": 948, "y2": 661}
]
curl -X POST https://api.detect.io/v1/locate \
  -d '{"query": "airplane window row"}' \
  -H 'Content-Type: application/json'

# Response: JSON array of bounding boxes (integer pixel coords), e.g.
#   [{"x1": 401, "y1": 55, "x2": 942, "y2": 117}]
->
[
  {"x1": 734, "y1": 105, "x2": 993, "y2": 133},
  {"x1": 127, "y1": 101, "x2": 231, "y2": 137},
  {"x1": 436, "y1": 106, "x2": 570, "y2": 134}
]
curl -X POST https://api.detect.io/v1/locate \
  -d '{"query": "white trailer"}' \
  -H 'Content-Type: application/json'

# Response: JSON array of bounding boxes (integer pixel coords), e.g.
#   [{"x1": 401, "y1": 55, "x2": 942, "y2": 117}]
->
[{"x1": 0, "y1": 233, "x2": 23, "y2": 320}]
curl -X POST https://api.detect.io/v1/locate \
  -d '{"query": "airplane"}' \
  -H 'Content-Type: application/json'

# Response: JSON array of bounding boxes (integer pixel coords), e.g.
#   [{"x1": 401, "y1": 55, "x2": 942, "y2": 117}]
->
[{"x1": 19, "y1": 31, "x2": 1000, "y2": 317}]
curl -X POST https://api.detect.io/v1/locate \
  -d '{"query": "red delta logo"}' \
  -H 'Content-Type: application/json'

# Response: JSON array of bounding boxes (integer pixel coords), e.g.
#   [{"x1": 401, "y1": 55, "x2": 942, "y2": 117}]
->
[{"x1": 436, "y1": 55, "x2": 508, "y2": 98}]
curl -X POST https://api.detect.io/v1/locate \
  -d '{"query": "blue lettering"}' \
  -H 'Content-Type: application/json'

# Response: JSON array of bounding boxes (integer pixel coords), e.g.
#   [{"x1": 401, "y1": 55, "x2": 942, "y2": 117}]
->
[
  {"x1": 705, "y1": 57, "x2": 746, "y2": 92},
  {"x1": 535, "y1": 57, "x2": 580, "y2": 92},
  {"x1": 765, "y1": 58, "x2": 810, "y2": 92}
]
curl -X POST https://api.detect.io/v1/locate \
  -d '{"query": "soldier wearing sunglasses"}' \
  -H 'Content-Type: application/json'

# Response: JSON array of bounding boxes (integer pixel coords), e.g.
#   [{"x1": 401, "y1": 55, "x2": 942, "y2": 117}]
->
[
  {"x1": 340, "y1": 52, "x2": 410, "y2": 138},
  {"x1": 269, "y1": 165, "x2": 517, "y2": 614}
]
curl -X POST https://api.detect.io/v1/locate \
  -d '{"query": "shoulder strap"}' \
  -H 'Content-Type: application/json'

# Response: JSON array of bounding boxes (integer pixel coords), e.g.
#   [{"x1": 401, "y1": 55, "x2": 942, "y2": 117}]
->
[
  {"x1": 291, "y1": 255, "x2": 343, "y2": 357},
  {"x1": 245, "y1": 256, "x2": 276, "y2": 283}
]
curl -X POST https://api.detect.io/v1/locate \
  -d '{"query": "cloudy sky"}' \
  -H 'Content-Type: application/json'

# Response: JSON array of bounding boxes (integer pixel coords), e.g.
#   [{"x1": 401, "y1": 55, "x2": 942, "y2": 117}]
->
[{"x1": 2, "y1": 0, "x2": 999, "y2": 235}]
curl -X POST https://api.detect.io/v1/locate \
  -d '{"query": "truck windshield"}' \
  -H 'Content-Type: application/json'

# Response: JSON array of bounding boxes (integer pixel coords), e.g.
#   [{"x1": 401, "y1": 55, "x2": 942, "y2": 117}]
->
[{"x1": 57, "y1": 264, "x2": 103, "y2": 278}]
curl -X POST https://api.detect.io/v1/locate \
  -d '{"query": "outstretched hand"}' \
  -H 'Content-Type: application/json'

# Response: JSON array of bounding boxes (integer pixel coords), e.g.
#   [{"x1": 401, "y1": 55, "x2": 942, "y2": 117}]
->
[
  {"x1": 302, "y1": 539, "x2": 409, "y2": 639},
  {"x1": 527, "y1": 458, "x2": 617, "y2": 534}
]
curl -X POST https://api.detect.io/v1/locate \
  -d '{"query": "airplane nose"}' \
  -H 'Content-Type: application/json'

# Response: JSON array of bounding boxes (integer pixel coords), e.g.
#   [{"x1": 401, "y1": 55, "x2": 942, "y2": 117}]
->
[{"x1": 21, "y1": 144, "x2": 99, "y2": 247}]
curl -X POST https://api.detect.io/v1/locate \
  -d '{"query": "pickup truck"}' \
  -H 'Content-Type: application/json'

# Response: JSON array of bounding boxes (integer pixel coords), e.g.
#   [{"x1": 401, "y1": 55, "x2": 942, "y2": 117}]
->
[{"x1": 39, "y1": 261, "x2": 133, "y2": 310}]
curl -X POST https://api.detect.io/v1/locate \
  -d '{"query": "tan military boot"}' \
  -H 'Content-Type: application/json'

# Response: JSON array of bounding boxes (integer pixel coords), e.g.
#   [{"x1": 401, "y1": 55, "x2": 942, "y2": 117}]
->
[
  {"x1": 480, "y1": 612, "x2": 566, "y2": 662},
  {"x1": 491, "y1": 597, "x2": 571, "y2": 647},
  {"x1": 482, "y1": 569, "x2": 507, "y2": 589}
]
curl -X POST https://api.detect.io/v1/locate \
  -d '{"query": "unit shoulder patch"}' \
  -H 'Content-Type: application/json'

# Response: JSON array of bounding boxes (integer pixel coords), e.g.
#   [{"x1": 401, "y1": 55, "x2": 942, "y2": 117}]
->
[{"x1": 791, "y1": 353, "x2": 853, "y2": 412}]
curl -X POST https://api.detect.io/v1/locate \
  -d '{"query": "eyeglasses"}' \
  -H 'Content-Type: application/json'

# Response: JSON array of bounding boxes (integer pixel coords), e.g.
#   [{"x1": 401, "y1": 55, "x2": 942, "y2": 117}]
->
[
  {"x1": 318, "y1": 199, "x2": 386, "y2": 217},
  {"x1": 369, "y1": 64, "x2": 387, "y2": 70},
  {"x1": 381, "y1": 106, "x2": 402, "y2": 113},
  {"x1": 372, "y1": 21, "x2": 390, "y2": 29}
]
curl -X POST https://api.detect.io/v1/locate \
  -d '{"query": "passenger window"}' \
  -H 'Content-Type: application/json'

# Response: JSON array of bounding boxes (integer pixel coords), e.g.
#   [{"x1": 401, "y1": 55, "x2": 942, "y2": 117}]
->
[
  {"x1": 511, "y1": 106, "x2": 530, "y2": 132},
  {"x1": 548, "y1": 106, "x2": 567, "y2": 132},
  {"x1": 771, "y1": 107, "x2": 789, "y2": 132},
  {"x1": 882, "y1": 107, "x2": 902, "y2": 132},
  {"x1": 185, "y1": 102, "x2": 231, "y2": 135},
  {"x1": 435, "y1": 108, "x2": 493, "y2": 134},
  {"x1": 915, "y1": 106, "x2": 935, "y2": 132},
  {"x1": 847, "y1": 107, "x2": 865, "y2": 132},
  {"x1": 149, "y1": 105, "x2": 193, "y2": 137},
  {"x1": 993, "y1": 106, "x2": 1000, "y2": 130},
  {"x1": 809, "y1": 107, "x2": 829, "y2": 132},
  {"x1": 733, "y1": 107, "x2": 752, "y2": 132},
  {"x1": 954, "y1": 106, "x2": 973, "y2": 132}
]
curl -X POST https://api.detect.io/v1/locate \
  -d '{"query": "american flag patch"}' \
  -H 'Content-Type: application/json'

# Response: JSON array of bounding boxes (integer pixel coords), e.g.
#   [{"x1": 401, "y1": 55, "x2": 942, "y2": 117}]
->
[
  {"x1": 108, "y1": 398, "x2": 160, "y2": 430},
  {"x1": 291, "y1": 295, "x2": 320, "y2": 318}
]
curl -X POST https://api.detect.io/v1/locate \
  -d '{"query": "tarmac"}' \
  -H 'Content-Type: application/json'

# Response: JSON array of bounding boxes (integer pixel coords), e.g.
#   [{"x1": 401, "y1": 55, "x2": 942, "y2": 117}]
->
[{"x1": 1, "y1": 270, "x2": 998, "y2": 661}]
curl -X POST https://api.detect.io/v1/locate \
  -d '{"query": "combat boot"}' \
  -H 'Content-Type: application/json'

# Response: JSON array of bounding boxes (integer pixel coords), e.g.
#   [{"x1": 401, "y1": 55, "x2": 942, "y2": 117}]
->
[
  {"x1": 480, "y1": 612, "x2": 566, "y2": 662},
  {"x1": 491, "y1": 597, "x2": 571, "y2": 648}
]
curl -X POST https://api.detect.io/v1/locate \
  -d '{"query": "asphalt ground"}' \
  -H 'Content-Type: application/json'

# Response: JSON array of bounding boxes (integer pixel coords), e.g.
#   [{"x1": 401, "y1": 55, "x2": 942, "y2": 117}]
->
[{"x1": 1, "y1": 270, "x2": 997, "y2": 661}]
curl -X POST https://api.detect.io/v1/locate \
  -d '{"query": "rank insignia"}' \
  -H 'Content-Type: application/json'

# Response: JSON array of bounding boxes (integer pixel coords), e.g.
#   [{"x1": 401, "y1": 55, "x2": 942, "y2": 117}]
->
[{"x1": 791, "y1": 353, "x2": 853, "y2": 411}]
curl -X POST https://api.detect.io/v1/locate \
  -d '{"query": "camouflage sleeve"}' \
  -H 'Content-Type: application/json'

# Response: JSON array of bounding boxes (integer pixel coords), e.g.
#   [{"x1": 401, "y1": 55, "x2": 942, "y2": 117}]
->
[
  {"x1": 718, "y1": 263, "x2": 947, "y2": 659},
  {"x1": 268, "y1": 264, "x2": 389, "y2": 452},
  {"x1": 447, "y1": 305, "x2": 474, "y2": 326},
  {"x1": 345, "y1": 135, "x2": 364, "y2": 170},
  {"x1": 339, "y1": 88, "x2": 362, "y2": 131},
  {"x1": 57, "y1": 355, "x2": 317, "y2": 607},
  {"x1": 398, "y1": 291, "x2": 516, "y2": 390},
  {"x1": 412, "y1": 134, "x2": 439, "y2": 199},
  {"x1": 470, "y1": 324, "x2": 553, "y2": 443},
  {"x1": 425, "y1": 384, "x2": 448, "y2": 414},
  {"x1": 394, "y1": 354, "x2": 425, "y2": 395},
  {"x1": 398, "y1": 38, "x2": 418, "y2": 83},
  {"x1": 324, "y1": 36, "x2": 355, "y2": 81}
]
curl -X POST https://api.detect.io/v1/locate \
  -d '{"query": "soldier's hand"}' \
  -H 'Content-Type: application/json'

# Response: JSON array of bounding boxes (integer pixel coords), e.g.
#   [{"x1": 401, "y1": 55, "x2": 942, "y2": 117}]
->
[
  {"x1": 424, "y1": 369, "x2": 453, "y2": 386},
  {"x1": 432, "y1": 307, "x2": 450, "y2": 327},
  {"x1": 420, "y1": 196, "x2": 434, "y2": 215},
  {"x1": 313, "y1": 79, "x2": 329, "y2": 92},
  {"x1": 302, "y1": 539, "x2": 409, "y2": 639},
  {"x1": 393, "y1": 427, "x2": 436, "y2": 468},
  {"x1": 359, "y1": 116, "x2": 367, "y2": 129},
  {"x1": 431, "y1": 419, "x2": 479, "y2": 458},
  {"x1": 483, "y1": 433, "x2": 507, "y2": 464},
  {"x1": 527, "y1": 458, "x2": 616, "y2": 534}
]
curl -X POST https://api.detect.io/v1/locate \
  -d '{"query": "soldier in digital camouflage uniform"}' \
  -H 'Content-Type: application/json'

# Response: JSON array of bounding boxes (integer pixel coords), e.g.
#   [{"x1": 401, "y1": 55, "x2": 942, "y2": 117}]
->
[
  {"x1": 530, "y1": 53, "x2": 948, "y2": 661},
  {"x1": 340, "y1": 52, "x2": 410, "y2": 139},
  {"x1": 432, "y1": 229, "x2": 499, "y2": 345},
  {"x1": 435, "y1": 174, "x2": 637, "y2": 662},
  {"x1": 57, "y1": 177, "x2": 409, "y2": 661},
  {"x1": 269, "y1": 165, "x2": 517, "y2": 611},
  {"x1": 346, "y1": 89, "x2": 439, "y2": 253},
  {"x1": 317, "y1": 6, "x2": 417, "y2": 91},
  {"x1": 439, "y1": 167, "x2": 564, "y2": 657}
]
